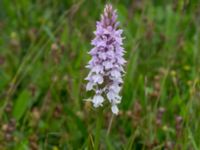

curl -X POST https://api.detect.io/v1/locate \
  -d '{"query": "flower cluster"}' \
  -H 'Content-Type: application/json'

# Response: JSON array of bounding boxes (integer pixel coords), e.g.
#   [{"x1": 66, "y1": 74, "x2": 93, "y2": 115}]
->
[{"x1": 85, "y1": 4, "x2": 126, "y2": 114}]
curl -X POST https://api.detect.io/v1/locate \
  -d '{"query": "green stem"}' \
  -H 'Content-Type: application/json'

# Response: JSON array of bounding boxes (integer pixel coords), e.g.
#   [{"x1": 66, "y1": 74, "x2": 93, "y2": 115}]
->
[
  {"x1": 106, "y1": 114, "x2": 114, "y2": 136},
  {"x1": 94, "y1": 108, "x2": 103, "y2": 150}
]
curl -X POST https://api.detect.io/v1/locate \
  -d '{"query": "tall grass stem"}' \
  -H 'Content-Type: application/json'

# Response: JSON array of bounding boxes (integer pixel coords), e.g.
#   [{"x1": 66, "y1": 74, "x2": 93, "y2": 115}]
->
[
  {"x1": 94, "y1": 108, "x2": 103, "y2": 150},
  {"x1": 107, "y1": 114, "x2": 114, "y2": 136}
]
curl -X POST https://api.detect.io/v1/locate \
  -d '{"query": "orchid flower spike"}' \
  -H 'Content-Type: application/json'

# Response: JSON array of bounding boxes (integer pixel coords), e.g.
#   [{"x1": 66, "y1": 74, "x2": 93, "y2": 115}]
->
[{"x1": 85, "y1": 4, "x2": 126, "y2": 115}]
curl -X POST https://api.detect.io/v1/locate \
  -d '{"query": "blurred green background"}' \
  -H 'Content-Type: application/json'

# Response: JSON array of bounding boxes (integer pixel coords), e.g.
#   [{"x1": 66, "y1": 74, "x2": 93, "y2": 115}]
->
[{"x1": 0, "y1": 0, "x2": 200, "y2": 149}]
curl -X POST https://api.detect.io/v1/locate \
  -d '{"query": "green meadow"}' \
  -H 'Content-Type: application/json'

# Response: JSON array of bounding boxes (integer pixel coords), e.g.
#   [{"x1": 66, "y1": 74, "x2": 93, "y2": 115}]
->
[{"x1": 0, "y1": 0, "x2": 200, "y2": 149}]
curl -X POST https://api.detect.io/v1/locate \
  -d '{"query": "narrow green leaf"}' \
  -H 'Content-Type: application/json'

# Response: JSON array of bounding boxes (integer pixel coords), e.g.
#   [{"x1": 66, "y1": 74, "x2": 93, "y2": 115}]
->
[{"x1": 13, "y1": 90, "x2": 31, "y2": 121}]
